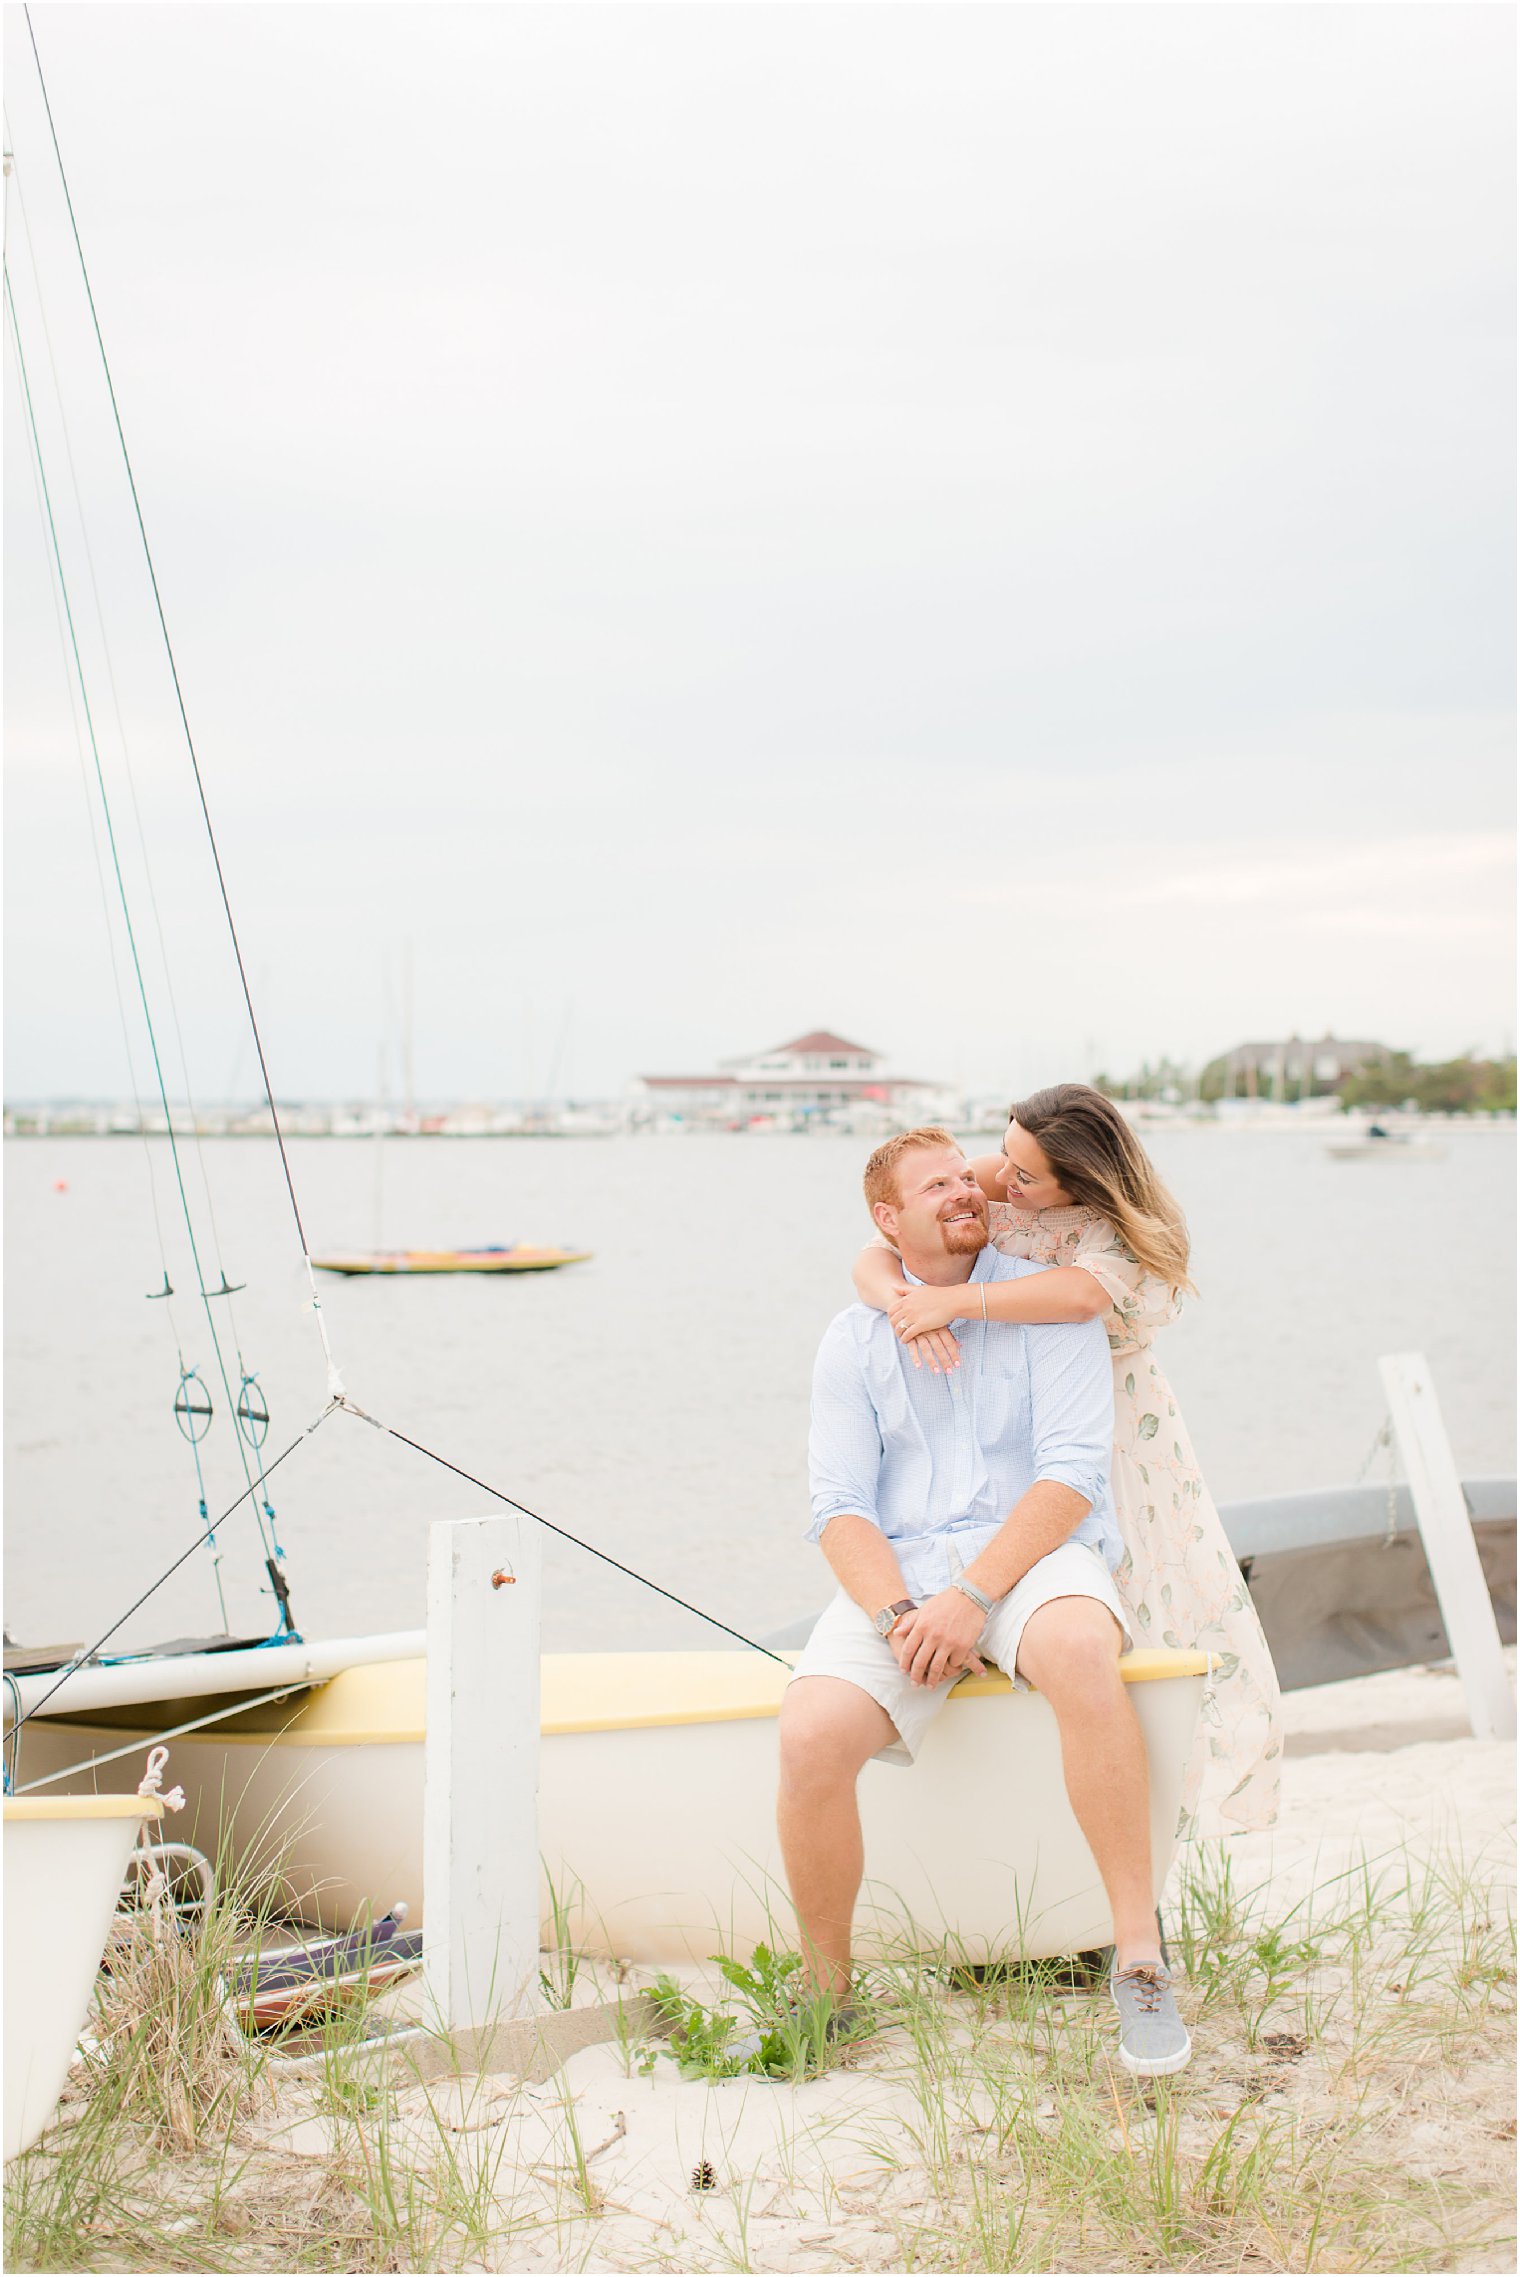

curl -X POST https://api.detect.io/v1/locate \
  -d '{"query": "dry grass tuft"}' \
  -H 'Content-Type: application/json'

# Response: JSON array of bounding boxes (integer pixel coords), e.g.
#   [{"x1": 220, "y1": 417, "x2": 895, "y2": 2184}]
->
[
  {"x1": 94, "y1": 1910, "x2": 259, "y2": 2154},
  {"x1": 5, "y1": 1836, "x2": 1513, "y2": 2274}
]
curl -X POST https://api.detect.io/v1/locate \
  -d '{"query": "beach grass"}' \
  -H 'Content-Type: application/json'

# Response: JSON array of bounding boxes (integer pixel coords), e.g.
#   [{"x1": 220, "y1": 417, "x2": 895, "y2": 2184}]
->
[
  {"x1": 837, "y1": 1842, "x2": 1515, "y2": 2276},
  {"x1": 5, "y1": 1836, "x2": 1513, "y2": 2274}
]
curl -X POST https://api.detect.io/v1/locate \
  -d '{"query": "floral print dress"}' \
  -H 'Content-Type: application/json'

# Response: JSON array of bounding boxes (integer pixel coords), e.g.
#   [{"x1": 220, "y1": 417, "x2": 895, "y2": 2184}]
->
[{"x1": 988, "y1": 1199, "x2": 1282, "y2": 1836}]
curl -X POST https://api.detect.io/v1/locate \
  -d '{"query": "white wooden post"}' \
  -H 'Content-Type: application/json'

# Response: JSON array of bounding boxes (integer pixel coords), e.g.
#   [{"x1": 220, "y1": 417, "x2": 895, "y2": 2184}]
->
[
  {"x1": 423, "y1": 1514, "x2": 542, "y2": 2035},
  {"x1": 1379, "y1": 1353, "x2": 1516, "y2": 1743}
]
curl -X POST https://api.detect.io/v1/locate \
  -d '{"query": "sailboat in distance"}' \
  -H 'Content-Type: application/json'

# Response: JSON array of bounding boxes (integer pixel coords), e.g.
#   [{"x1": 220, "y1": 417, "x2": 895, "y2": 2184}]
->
[
  {"x1": 308, "y1": 959, "x2": 593, "y2": 1275},
  {"x1": 311, "y1": 1244, "x2": 592, "y2": 1275}
]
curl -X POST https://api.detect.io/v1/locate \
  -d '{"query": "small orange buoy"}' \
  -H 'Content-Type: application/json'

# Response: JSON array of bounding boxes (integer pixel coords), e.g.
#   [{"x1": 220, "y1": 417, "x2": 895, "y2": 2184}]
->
[{"x1": 52, "y1": 1179, "x2": 68, "y2": 1193}]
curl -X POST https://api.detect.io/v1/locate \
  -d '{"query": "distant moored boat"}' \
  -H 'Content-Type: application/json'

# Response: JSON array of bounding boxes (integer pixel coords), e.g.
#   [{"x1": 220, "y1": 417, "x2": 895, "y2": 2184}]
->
[
  {"x1": 1324, "y1": 1123, "x2": 1446, "y2": 1162},
  {"x1": 310, "y1": 1244, "x2": 591, "y2": 1275}
]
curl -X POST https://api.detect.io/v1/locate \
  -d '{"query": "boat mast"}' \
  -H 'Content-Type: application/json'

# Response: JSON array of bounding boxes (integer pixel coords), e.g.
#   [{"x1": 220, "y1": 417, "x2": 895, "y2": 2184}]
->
[{"x1": 403, "y1": 939, "x2": 415, "y2": 1129}]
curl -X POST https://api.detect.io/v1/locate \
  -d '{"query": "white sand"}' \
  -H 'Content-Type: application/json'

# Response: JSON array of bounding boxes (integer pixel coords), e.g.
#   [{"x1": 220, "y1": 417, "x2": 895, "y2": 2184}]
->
[
  {"x1": 417, "y1": 1651, "x2": 1515, "y2": 2272},
  {"x1": 237, "y1": 1651, "x2": 1515, "y2": 2272},
  {"x1": 1183, "y1": 1652, "x2": 1518, "y2": 1921}
]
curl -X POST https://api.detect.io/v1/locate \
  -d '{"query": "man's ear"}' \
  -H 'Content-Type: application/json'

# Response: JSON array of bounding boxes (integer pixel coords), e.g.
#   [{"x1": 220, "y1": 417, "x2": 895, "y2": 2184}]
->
[{"x1": 872, "y1": 1198, "x2": 900, "y2": 1242}]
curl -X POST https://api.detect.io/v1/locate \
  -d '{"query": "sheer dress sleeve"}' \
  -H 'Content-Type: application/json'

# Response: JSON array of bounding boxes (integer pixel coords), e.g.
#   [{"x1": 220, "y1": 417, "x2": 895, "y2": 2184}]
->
[{"x1": 1071, "y1": 1218, "x2": 1181, "y2": 1342}]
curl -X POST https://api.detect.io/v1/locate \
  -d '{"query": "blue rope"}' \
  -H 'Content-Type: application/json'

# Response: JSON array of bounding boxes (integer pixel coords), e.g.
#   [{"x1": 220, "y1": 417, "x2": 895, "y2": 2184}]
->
[
  {"x1": 3, "y1": 266, "x2": 285, "y2": 1606},
  {"x1": 7, "y1": 1406, "x2": 332, "y2": 1740},
  {"x1": 3, "y1": 1674, "x2": 23, "y2": 1793},
  {"x1": 23, "y1": 6, "x2": 316, "y2": 1275},
  {"x1": 173, "y1": 1367, "x2": 226, "y2": 1628},
  {"x1": 235, "y1": 1372, "x2": 294, "y2": 1637}
]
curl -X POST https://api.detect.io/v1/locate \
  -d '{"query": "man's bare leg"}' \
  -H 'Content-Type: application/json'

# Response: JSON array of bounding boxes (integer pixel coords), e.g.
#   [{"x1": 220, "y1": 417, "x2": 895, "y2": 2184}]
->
[
  {"x1": 777, "y1": 1676, "x2": 900, "y2": 1998},
  {"x1": 1015, "y1": 1597, "x2": 1161, "y2": 1969}
]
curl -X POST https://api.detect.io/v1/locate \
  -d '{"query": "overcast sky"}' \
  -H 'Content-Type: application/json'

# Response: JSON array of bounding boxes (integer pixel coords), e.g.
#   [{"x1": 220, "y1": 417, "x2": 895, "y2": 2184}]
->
[{"x1": 4, "y1": 2, "x2": 1514, "y2": 1104}]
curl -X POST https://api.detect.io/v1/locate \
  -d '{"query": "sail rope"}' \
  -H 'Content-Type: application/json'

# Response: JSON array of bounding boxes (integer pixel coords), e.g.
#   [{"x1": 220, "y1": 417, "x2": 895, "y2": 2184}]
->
[
  {"x1": 1, "y1": 197, "x2": 212, "y2": 1544},
  {"x1": 5, "y1": 1402, "x2": 341, "y2": 1741},
  {"x1": 3, "y1": 267, "x2": 286, "y2": 1608},
  {"x1": 12, "y1": 1684, "x2": 311, "y2": 1795},
  {"x1": 1, "y1": 138, "x2": 180, "y2": 1289},
  {"x1": 6, "y1": 306, "x2": 229, "y2": 1595},
  {"x1": 4, "y1": 135, "x2": 304, "y2": 1619},
  {"x1": 172, "y1": 1366, "x2": 228, "y2": 1628},
  {"x1": 8, "y1": 27, "x2": 788, "y2": 1698},
  {"x1": 7, "y1": 126, "x2": 301, "y2": 1631},
  {"x1": 1, "y1": 135, "x2": 242, "y2": 1315},
  {"x1": 333, "y1": 1399, "x2": 791, "y2": 1667},
  {"x1": 3, "y1": 134, "x2": 219, "y2": 1312},
  {"x1": 5, "y1": 1386, "x2": 788, "y2": 1756},
  {"x1": 2, "y1": 1674, "x2": 23, "y2": 1792},
  {"x1": 22, "y1": 7, "x2": 341, "y2": 1412},
  {"x1": 1354, "y1": 1416, "x2": 1404, "y2": 1549}
]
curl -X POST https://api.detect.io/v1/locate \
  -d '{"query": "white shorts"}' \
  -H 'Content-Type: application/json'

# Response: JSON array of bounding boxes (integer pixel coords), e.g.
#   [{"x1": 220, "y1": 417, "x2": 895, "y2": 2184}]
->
[{"x1": 789, "y1": 1538, "x2": 1130, "y2": 1767}]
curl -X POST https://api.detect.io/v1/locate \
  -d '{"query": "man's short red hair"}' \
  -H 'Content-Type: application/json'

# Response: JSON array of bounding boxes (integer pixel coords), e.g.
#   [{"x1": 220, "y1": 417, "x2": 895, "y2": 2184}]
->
[{"x1": 862, "y1": 1126, "x2": 964, "y2": 1218}]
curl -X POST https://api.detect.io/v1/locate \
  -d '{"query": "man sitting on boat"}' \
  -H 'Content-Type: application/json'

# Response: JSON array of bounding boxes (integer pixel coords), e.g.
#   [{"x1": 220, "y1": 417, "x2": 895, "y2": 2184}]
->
[{"x1": 779, "y1": 1126, "x2": 1190, "y2": 2076}]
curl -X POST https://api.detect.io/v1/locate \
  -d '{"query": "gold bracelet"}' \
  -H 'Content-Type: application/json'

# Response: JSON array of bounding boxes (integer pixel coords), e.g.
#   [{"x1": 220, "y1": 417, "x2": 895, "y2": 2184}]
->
[{"x1": 979, "y1": 1284, "x2": 988, "y2": 1323}]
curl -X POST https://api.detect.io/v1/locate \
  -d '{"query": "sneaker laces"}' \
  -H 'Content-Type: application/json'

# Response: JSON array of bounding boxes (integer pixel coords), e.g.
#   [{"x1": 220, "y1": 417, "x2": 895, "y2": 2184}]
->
[{"x1": 1115, "y1": 1964, "x2": 1168, "y2": 2013}]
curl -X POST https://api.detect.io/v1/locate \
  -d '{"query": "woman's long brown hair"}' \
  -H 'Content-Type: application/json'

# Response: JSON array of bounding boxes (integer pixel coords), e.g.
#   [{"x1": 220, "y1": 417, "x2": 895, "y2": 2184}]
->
[{"x1": 1007, "y1": 1084, "x2": 1196, "y2": 1295}]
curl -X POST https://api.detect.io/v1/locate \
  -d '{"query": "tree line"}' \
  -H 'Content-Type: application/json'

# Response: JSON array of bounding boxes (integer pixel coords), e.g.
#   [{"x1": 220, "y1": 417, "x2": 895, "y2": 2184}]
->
[{"x1": 1095, "y1": 1052, "x2": 1516, "y2": 1113}]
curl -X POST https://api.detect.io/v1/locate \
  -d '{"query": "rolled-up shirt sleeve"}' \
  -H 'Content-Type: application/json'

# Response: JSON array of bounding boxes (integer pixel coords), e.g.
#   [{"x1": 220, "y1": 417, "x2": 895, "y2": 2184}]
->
[
  {"x1": 1023, "y1": 1310, "x2": 1114, "y2": 1513},
  {"x1": 806, "y1": 1317, "x2": 885, "y2": 1544}
]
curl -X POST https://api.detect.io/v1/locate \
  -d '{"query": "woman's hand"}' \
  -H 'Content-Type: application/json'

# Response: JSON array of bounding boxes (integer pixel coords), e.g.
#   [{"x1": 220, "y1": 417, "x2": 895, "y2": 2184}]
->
[
  {"x1": 889, "y1": 1284, "x2": 968, "y2": 1374},
  {"x1": 902, "y1": 1327, "x2": 961, "y2": 1374}
]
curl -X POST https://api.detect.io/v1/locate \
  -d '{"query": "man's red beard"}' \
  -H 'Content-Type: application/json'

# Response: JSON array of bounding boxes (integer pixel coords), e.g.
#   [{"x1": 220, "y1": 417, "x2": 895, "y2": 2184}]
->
[{"x1": 940, "y1": 1209, "x2": 989, "y2": 1254}]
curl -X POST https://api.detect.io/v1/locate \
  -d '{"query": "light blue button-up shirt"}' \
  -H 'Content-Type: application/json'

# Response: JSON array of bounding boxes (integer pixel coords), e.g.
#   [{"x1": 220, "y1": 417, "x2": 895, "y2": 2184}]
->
[{"x1": 807, "y1": 1250, "x2": 1119, "y2": 1601}]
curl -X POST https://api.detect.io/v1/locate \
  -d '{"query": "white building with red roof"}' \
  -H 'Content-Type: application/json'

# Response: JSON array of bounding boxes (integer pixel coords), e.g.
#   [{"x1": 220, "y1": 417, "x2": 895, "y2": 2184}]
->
[{"x1": 634, "y1": 1029, "x2": 954, "y2": 1131}]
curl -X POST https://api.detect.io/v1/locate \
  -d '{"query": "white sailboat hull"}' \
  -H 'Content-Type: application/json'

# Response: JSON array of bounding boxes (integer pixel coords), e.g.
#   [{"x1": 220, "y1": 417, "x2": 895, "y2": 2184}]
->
[
  {"x1": 5, "y1": 1631, "x2": 426, "y2": 1723},
  {"x1": 4, "y1": 1796, "x2": 163, "y2": 2162},
  {"x1": 19, "y1": 1649, "x2": 1207, "y2": 1965},
  {"x1": 1324, "y1": 1139, "x2": 1445, "y2": 1161}
]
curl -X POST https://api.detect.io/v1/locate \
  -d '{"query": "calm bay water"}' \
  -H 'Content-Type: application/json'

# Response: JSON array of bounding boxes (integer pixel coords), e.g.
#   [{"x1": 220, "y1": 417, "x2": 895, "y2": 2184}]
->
[{"x1": 4, "y1": 1126, "x2": 1514, "y2": 1656}]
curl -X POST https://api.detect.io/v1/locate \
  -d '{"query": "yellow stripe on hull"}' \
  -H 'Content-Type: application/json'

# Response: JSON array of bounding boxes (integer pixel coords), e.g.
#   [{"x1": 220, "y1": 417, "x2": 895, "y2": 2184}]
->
[
  {"x1": 3, "y1": 1793, "x2": 167, "y2": 1820},
  {"x1": 23, "y1": 1649, "x2": 1210, "y2": 1963},
  {"x1": 162, "y1": 1644, "x2": 1210, "y2": 1746},
  {"x1": 5, "y1": 1795, "x2": 163, "y2": 2160}
]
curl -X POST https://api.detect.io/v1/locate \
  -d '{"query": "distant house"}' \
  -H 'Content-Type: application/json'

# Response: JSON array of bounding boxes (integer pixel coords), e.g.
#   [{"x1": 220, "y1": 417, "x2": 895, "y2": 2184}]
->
[
  {"x1": 635, "y1": 1028, "x2": 951, "y2": 1129},
  {"x1": 1203, "y1": 1033, "x2": 1390, "y2": 1100}
]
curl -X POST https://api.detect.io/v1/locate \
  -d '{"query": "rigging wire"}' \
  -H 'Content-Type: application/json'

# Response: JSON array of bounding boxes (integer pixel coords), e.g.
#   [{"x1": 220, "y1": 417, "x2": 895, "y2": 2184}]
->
[
  {"x1": 8, "y1": 119, "x2": 303, "y2": 1643},
  {"x1": 6, "y1": 123, "x2": 297, "y2": 1625},
  {"x1": 5, "y1": 131, "x2": 296, "y2": 1636},
  {"x1": 1, "y1": 255, "x2": 165, "y2": 1251},
  {"x1": 2, "y1": 1674, "x2": 23, "y2": 1793},
  {"x1": 337, "y1": 1402, "x2": 791, "y2": 1668},
  {"x1": 3, "y1": 268, "x2": 285, "y2": 1601},
  {"x1": 233, "y1": 1374, "x2": 296, "y2": 1637},
  {"x1": 5, "y1": 1403, "x2": 339, "y2": 1740},
  {"x1": 9, "y1": 34, "x2": 787, "y2": 1688},
  {"x1": 4, "y1": 1388, "x2": 787, "y2": 1756},
  {"x1": 4, "y1": 144, "x2": 237, "y2": 1570},
  {"x1": 13, "y1": 1682, "x2": 310, "y2": 1794},
  {"x1": 21, "y1": 7, "x2": 341, "y2": 1411},
  {"x1": 6, "y1": 134, "x2": 269, "y2": 1377},
  {"x1": 173, "y1": 1366, "x2": 228, "y2": 1629}
]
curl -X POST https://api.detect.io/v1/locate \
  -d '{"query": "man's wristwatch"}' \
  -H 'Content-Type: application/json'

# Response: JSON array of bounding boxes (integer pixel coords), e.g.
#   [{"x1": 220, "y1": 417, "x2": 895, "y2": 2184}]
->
[
  {"x1": 950, "y1": 1577, "x2": 994, "y2": 1616},
  {"x1": 873, "y1": 1598, "x2": 917, "y2": 1638}
]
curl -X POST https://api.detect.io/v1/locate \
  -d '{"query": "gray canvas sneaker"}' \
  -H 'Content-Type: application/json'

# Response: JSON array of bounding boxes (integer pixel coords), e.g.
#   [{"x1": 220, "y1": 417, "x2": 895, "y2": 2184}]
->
[{"x1": 1110, "y1": 1963, "x2": 1191, "y2": 2076}]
